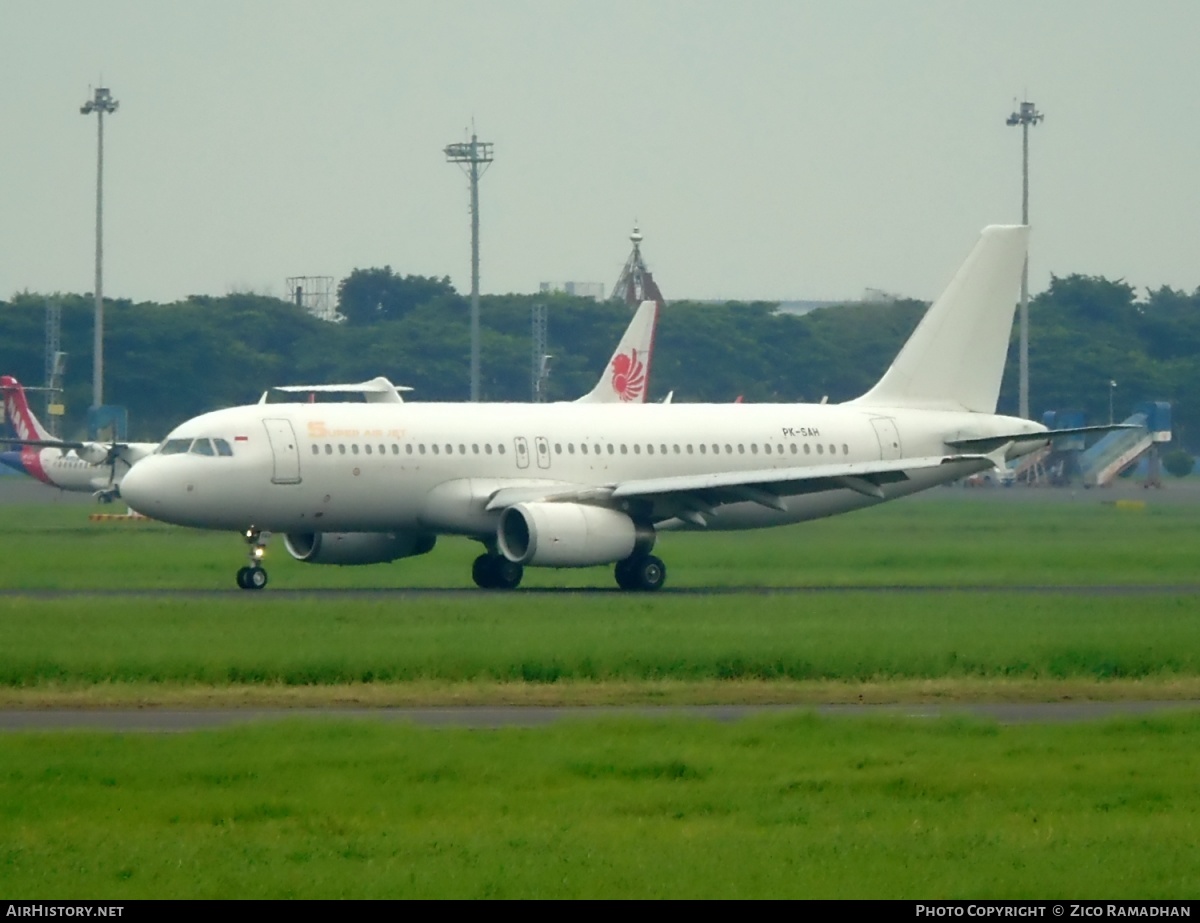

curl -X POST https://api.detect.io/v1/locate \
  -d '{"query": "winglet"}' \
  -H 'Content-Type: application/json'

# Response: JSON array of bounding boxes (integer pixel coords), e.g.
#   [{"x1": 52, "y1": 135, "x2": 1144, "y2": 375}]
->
[
  {"x1": 849, "y1": 226, "x2": 1029, "y2": 414},
  {"x1": 576, "y1": 300, "x2": 658, "y2": 403}
]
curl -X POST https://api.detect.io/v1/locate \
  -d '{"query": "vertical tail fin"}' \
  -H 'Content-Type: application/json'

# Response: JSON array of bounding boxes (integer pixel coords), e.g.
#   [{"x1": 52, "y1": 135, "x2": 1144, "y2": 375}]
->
[
  {"x1": 576, "y1": 299, "x2": 659, "y2": 403},
  {"x1": 849, "y1": 225, "x2": 1029, "y2": 413},
  {"x1": 0, "y1": 376, "x2": 56, "y2": 443}
]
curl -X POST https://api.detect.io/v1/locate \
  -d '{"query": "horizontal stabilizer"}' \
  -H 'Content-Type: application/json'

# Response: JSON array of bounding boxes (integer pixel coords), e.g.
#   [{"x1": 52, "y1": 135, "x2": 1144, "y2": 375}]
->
[
  {"x1": 946, "y1": 424, "x2": 1138, "y2": 454},
  {"x1": 269, "y1": 376, "x2": 411, "y2": 404}
]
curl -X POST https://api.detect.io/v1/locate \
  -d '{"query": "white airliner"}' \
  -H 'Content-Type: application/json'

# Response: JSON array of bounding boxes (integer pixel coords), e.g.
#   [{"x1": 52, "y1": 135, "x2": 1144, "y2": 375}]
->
[
  {"x1": 123, "y1": 226, "x2": 1075, "y2": 591},
  {"x1": 0, "y1": 376, "x2": 159, "y2": 500}
]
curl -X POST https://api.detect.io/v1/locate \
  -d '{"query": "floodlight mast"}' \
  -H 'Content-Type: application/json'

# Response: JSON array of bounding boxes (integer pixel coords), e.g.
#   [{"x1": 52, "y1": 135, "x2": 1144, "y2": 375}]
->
[
  {"x1": 80, "y1": 86, "x2": 118, "y2": 410},
  {"x1": 444, "y1": 133, "x2": 494, "y2": 402},
  {"x1": 1006, "y1": 99, "x2": 1043, "y2": 420}
]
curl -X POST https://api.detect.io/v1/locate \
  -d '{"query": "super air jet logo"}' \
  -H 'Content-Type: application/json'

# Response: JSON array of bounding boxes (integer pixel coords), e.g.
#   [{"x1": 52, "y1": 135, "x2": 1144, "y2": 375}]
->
[{"x1": 610, "y1": 349, "x2": 647, "y2": 402}]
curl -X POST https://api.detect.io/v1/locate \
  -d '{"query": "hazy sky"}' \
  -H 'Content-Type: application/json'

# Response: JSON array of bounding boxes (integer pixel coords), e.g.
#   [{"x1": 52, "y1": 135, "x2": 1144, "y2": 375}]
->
[{"x1": 3, "y1": 1, "x2": 1198, "y2": 305}]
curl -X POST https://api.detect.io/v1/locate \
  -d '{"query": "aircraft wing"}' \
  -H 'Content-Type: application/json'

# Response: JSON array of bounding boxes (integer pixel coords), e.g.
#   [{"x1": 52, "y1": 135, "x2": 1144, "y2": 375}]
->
[
  {"x1": 0, "y1": 437, "x2": 76, "y2": 450},
  {"x1": 484, "y1": 454, "x2": 991, "y2": 525},
  {"x1": 0, "y1": 438, "x2": 158, "y2": 468},
  {"x1": 615, "y1": 454, "x2": 984, "y2": 504}
]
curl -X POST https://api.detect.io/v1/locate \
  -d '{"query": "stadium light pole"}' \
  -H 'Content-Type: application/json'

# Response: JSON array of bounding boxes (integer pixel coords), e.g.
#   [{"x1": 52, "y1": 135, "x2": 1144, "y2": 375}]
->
[
  {"x1": 1006, "y1": 99, "x2": 1043, "y2": 420},
  {"x1": 444, "y1": 132, "x2": 494, "y2": 402},
  {"x1": 81, "y1": 86, "x2": 118, "y2": 410}
]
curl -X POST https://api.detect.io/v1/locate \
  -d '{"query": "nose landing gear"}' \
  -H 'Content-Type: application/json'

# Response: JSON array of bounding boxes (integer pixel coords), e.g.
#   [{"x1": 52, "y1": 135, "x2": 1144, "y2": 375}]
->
[{"x1": 236, "y1": 528, "x2": 271, "y2": 590}]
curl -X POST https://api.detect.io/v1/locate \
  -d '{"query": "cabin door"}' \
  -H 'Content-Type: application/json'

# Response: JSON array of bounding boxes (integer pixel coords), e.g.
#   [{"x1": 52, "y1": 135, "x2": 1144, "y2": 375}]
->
[
  {"x1": 870, "y1": 417, "x2": 902, "y2": 461},
  {"x1": 514, "y1": 436, "x2": 531, "y2": 470},
  {"x1": 263, "y1": 419, "x2": 302, "y2": 484}
]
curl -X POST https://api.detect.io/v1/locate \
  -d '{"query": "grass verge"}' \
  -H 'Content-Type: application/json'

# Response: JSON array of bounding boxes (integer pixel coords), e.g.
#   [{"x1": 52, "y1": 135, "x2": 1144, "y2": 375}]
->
[{"x1": 3, "y1": 712, "x2": 1199, "y2": 898}]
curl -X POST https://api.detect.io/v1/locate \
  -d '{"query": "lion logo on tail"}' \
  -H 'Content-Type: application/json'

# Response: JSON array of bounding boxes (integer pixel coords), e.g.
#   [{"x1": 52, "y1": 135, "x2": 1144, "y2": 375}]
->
[{"x1": 609, "y1": 349, "x2": 646, "y2": 402}]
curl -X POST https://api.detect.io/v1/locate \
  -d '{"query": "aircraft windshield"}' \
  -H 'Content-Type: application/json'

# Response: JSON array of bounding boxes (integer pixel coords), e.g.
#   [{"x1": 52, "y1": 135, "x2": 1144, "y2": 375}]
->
[
  {"x1": 190, "y1": 439, "x2": 215, "y2": 456},
  {"x1": 159, "y1": 438, "x2": 193, "y2": 455},
  {"x1": 214, "y1": 438, "x2": 234, "y2": 457}
]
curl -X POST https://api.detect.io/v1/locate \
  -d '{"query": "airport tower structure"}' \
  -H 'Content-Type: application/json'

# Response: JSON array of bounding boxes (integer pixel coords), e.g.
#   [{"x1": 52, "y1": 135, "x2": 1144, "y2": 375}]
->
[{"x1": 610, "y1": 225, "x2": 664, "y2": 309}]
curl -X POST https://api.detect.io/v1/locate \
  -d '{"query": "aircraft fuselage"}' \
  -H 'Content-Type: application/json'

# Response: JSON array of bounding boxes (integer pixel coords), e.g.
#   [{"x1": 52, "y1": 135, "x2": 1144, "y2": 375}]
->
[{"x1": 123, "y1": 400, "x2": 1042, "y2": 535}]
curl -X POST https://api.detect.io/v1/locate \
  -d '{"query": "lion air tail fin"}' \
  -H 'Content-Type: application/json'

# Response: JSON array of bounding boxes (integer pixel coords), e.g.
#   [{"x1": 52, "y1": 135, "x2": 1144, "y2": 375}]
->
[{"x1": 575, "y1": 299, "x2": 658, "y2": 403}]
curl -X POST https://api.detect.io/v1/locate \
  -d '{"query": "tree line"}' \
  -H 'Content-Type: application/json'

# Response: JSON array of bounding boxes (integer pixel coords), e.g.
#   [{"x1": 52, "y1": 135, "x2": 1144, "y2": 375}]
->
[{"x1": 1, "y1": 267, "x2": 1198, "y2": 449}]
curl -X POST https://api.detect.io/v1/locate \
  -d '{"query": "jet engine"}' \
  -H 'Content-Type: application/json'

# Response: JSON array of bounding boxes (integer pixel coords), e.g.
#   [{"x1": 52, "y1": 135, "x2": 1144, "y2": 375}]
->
[
  {"x1": 497, "y1": 502, "x2": 654, "y2": 567},
  {"x1": 284, "y1": 531, "x2": 436, "y2": 566}
]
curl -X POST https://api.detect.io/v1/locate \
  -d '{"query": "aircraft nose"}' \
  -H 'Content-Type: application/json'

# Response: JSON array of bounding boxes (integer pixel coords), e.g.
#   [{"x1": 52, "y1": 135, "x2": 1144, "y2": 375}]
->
[{"x1": 119, "y1": 459, "x2": 163, "y2": 516}]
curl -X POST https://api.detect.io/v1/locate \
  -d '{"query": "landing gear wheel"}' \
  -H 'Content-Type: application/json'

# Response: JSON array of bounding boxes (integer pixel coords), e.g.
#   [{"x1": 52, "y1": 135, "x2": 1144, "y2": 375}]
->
[
  {"x1": 472, "y1": 554, "x2": 496, "y2": 588},
  {"x1": 471, "y1": 554, "x2": 524, "y2": 590},
  {"x1": 615, "y1": 555, "x2": 667, "y2": 592},
  {"x1": 493, "y1": 559, "x2": 523, "y2": 590},
  {"x1": 614, "y1": 557, "x2": 636, "y2": 590},
  {"x1": 236, "y1": 566, "x2": 268, "y2": 590}
]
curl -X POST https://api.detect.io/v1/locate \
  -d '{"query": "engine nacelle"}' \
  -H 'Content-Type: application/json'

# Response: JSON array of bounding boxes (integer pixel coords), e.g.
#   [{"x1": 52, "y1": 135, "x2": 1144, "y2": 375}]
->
[
  {"x1": 284, "y1": 531, "x2": 436, "y2": 566},
  {"x1": 76, "y1": 443, "x2": 110, "y2": 465},
  {"x1": 497, "y1": 502, "x2": 654, "y2": 567}
]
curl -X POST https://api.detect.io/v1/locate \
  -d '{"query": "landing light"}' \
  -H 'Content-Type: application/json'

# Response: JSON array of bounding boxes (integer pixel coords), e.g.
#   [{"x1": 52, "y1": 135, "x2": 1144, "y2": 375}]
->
[{"x1": 252, "y1": 547, "x2": 265, "y2": 560}]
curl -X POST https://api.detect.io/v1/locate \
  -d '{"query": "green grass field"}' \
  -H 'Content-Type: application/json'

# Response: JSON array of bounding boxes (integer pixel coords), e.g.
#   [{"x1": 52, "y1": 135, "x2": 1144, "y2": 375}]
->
[
  {"x1": 2, "y1": 494, "x2": 1198, "y2": 897},
  {"x1": 3, "y1": 713, "x2": 1199, "y2": 898},
  {"x1": 1, "y1": 497, "x2": 1198, "y2": 704}
]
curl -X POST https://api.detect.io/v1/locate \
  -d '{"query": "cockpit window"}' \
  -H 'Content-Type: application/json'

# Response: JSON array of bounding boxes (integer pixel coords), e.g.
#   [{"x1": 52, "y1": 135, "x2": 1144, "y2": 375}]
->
[
  {"x1": 213, "y1": 439, "x2": 234, "y2": 457},
  {"x1": 160, "y1": 438, "x2": 193, "y2": 455},
  {"x1": 190, "y1": 438, "x2": 215, "y2": 456}
]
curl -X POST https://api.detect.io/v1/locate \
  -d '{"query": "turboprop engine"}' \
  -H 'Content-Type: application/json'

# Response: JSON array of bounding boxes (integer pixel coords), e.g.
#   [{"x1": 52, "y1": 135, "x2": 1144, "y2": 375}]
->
[
  {"x1": 284, "y1": 531, "x2": 436, "y2": 566},
  {"x1": 75, "y1": 443, "x2": 113, "y2": 465},
  {"x1": 497, "y1": 502, "x2": 654, "y2": 567}
]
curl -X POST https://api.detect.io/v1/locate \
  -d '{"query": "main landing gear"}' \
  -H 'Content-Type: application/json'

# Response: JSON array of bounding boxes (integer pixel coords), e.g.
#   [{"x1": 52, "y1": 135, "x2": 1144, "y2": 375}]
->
[
  {"x1": 236, "y1": 528, "x2": 270, "y2": 590},
  {"x1": 614, "y1": 554, "x2": 667, "y2": 592},
  {"x1": 471, "y1": 552, "x2": 667, "y2": 591},
  {"x1": 472, "y1": 553, "x2": 524, "y2": 590}
]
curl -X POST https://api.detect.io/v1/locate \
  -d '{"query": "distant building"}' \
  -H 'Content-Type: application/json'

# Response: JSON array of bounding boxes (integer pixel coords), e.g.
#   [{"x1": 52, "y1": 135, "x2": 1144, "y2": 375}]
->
[
  {"x1": 774, "y1": 300, "x2": 845, "y2": 316},
  {"x1": 539, "y1": 281, "x2": 605, "y2": 300}
]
